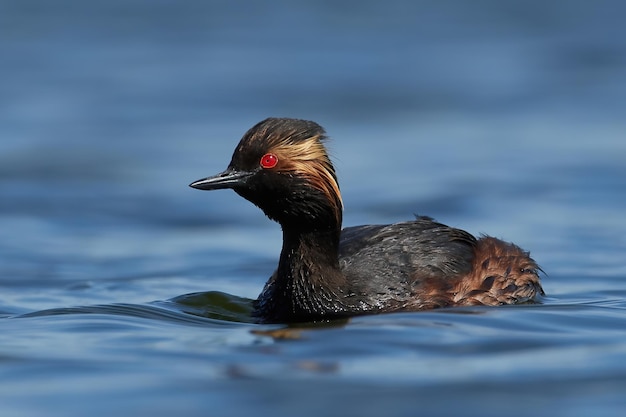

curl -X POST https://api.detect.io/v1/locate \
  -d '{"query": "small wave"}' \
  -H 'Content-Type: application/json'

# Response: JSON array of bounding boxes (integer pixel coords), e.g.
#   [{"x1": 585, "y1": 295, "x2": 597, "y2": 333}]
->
[{"x1": 11, "y1": 291, "x2": 256, "y2": 327}]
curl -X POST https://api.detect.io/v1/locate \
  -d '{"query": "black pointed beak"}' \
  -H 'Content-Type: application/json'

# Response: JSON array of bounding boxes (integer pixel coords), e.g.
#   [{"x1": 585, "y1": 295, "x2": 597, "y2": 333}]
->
[{"x1": 189, "y1": 169, "x2": 253, "y2": 191}]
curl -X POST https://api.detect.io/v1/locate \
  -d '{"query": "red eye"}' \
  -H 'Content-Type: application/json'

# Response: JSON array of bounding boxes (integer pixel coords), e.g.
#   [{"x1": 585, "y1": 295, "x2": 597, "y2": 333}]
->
[{"x1": 260, "y1": 153, "x2": 278, "y2": 169}]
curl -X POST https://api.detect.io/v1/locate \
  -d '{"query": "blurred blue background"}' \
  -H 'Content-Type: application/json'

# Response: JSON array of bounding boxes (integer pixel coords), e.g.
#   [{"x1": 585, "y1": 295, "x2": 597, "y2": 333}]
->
[{"x1": 1, "y1": 1, "x2": 625, "y2": 416}]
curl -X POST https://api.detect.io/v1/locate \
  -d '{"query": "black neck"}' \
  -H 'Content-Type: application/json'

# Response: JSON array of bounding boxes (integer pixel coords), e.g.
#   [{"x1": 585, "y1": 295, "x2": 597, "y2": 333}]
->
[
  {"x1": 253, "y1": 224, "x2": 351, "y2": 322},
  {"x1": 278, "y1": 228, "x2": 341, "y2": 272}
]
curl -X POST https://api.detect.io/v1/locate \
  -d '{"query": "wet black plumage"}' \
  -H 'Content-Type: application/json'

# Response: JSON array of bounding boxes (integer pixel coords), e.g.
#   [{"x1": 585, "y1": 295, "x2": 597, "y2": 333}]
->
[{"x1": 190, "y1": 118, "x2": 544, "y2": 323}]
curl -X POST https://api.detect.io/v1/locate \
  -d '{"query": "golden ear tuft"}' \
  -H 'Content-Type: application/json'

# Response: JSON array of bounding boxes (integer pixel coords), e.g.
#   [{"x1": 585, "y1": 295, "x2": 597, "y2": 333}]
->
[{"x1": 271, "y1": 134, "x2": 343, "y2": 222}]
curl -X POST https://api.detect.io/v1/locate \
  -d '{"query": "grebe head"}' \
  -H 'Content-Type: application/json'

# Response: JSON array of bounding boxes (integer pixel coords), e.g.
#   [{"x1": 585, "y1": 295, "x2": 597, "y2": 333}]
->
[{"x1": 190, "y1": 118, "x2": 343, "y2": 229}]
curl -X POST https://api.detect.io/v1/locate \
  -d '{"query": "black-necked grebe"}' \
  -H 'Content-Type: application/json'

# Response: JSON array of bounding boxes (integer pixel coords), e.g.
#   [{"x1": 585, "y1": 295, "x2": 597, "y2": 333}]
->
[{"x1": 190, "y1": 118, "x2": 544, "y2": 323}]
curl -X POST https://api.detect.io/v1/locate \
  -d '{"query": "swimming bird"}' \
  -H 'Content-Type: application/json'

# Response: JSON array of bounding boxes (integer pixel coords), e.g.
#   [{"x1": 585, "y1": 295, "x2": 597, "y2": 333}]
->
[{"x1": 190, "y1": 118, "x2": 543, "y2": 323}]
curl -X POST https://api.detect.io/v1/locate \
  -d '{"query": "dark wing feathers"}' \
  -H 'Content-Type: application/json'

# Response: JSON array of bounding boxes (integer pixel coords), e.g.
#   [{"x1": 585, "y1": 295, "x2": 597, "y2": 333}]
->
[{"x1": 338, "y1": 217, "x2": 477, "y2": 300}]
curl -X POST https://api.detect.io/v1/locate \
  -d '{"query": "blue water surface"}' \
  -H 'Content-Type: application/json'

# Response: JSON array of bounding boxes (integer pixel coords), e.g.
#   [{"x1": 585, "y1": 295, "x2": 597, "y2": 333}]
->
[{"x1": 1, "y1": 1, "x2": 626, "y2": 416}]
